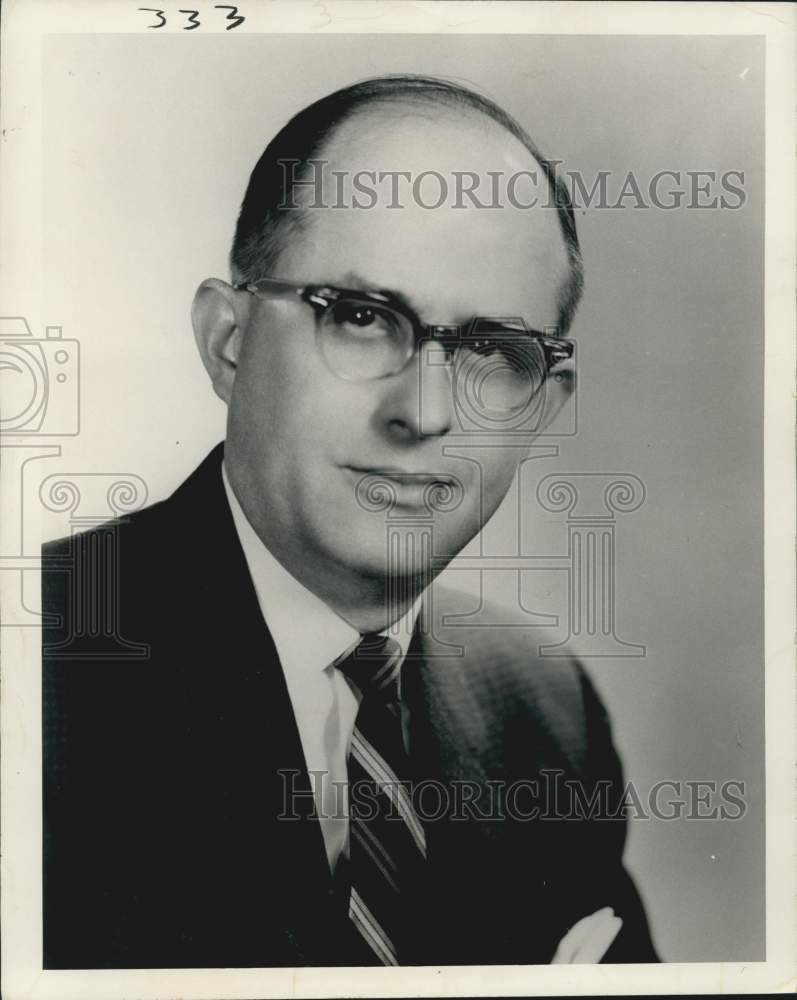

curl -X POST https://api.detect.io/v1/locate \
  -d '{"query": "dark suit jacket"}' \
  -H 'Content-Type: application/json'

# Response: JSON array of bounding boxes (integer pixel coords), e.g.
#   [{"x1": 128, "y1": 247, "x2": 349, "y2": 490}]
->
[{"x1": 42, "y1": 444, "x2": 658, "y2": 968}]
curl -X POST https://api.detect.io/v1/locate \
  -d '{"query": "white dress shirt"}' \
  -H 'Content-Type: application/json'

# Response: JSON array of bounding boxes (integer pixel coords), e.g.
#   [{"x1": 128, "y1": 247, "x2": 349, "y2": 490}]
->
[{"x1": 221, "y1": 463, "x2": 421, "y2": 873}]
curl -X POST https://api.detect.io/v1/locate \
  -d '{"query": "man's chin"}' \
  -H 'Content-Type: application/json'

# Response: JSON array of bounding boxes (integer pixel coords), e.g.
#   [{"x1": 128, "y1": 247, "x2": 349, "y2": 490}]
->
[{"x1": 324, "y1": 513, "x2": 471, "y2": 585}]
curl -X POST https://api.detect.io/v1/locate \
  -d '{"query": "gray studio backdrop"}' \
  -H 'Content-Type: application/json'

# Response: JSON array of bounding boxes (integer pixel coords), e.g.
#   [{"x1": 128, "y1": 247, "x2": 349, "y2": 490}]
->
[{"x1": 38, "y1": 32, "x2": 764, "y2": 961}]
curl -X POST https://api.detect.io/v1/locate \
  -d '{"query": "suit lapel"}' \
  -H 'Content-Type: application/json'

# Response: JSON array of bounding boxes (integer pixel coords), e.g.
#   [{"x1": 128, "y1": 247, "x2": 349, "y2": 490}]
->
[{"x1": 165, "y1": 445, "x2": 347, "y2": 965}]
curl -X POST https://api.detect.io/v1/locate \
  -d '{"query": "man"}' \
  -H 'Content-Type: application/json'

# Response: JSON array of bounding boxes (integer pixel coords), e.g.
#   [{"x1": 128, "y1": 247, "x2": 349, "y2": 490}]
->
[{"x1": 42, "y1": 75, "x2": 657, "y2": 968}]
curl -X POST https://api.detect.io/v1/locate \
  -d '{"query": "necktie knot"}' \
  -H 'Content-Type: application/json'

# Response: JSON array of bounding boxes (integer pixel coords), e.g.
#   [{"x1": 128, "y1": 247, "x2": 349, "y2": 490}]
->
[{"x1": 337, "y1": 633, "x2": 403, "y2": 699}]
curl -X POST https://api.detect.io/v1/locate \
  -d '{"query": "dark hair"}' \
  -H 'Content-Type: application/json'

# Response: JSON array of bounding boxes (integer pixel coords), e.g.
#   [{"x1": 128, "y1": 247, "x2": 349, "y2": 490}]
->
[{"x1": 230, "y1": 74, "x2": 584, "y2": 333}]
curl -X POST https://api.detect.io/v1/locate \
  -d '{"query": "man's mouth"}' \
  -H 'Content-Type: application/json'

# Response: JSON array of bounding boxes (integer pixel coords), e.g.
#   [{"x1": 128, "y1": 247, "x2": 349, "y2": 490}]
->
[{"x1": 344, "y1": 466, "x2": 462, "y2": 510}]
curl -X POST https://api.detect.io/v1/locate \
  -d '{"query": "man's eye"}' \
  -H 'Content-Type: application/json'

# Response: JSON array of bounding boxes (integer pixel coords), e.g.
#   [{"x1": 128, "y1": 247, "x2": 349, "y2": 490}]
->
[
  {"x1": 339, "y1": 304, "x2": 377, "y2": 327},
  {"x1": 461, "y1": 337, "x2": 544, "y2": 376},
  {"x1": 329, "y1": 301, "x2": 398, "y2": 336},
  {"x1": 466, "y1": 337, "x2": 515, "y2": 361},
  {"x1": 468, "y1": 337, "x2": 497, "y2": 354}
]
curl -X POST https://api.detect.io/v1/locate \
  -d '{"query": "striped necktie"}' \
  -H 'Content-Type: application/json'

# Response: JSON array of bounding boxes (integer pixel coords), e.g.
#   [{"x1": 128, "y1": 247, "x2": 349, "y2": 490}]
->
[{"x1": 336, "y1": 633, "x2": 426, "y2": 966}]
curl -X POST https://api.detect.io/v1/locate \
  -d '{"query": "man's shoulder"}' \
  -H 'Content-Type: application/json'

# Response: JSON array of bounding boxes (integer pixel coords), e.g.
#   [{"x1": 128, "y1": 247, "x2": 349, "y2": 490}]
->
[
  {"x1": 42, "y1": 445, "x2": 225, "y2": 582},
  {"x1": 41, "y1": 494, "x2": 182, "y2": 619},
  {"x1": 424, "y1": 584, "x2": 597, "y2": 762},
  {"x1": 430, "y1": 583, "x2": 586, "y2": 689},
  {"x1": 43, "y1": 494, "x2": 172, "y2": 558},
  {"x1": 41, "y1": 446, "x2": 231, "y2": 657}
]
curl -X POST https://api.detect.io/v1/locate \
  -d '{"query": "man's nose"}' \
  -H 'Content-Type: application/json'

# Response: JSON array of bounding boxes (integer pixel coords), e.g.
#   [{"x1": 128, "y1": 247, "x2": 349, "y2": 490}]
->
[{"x1": 382, "y1": 340, "x2": 456, "y2": 441}]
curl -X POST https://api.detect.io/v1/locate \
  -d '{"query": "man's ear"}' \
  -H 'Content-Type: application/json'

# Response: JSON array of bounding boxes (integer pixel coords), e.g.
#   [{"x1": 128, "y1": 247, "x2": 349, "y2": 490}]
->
[
  {"x1": 191, "y1": 278, "x2": 246, "y2": 404},
  {"x1": 536, "y1": 357, "x2": 576, "y2": 435}
]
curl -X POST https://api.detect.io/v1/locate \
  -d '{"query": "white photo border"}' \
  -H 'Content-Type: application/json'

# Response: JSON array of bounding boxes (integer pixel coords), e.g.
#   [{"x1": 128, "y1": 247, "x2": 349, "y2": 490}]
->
[{"x1": 1, "y1": 1, "x2": 794, "y2": 997}]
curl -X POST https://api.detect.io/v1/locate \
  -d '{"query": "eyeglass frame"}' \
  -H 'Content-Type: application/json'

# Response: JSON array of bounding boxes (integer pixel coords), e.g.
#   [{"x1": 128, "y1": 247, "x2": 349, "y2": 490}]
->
[{"x1": 234, "y1": 276, "x2": 575, "y2": 382}]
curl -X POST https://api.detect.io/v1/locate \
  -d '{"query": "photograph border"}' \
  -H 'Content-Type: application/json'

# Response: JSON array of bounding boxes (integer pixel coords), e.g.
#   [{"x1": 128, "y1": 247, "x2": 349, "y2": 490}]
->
[{"x1": 1, "y1": 2, "x2": 794, "y2": 997}]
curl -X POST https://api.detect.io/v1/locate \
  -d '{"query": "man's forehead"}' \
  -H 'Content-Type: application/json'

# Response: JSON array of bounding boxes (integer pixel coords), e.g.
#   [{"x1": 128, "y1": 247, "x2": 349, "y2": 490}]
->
[
  {"x1": 279, "y1": 215, "x2": 567, "y2": 327},
  {"x1": 274, "y1": 118, "x2": 566, "y2": 319}
]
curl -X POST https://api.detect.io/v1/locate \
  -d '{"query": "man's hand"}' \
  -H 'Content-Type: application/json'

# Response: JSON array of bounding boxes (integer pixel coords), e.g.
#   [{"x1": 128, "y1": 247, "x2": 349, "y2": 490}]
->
[{"x1": 551, "y1": 907, "x2": 622, "y2": 964}]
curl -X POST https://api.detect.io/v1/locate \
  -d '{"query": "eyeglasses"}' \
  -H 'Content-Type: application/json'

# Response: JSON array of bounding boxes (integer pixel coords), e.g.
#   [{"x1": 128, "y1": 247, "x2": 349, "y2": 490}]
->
[{"x1": 235, "y1": 277, "x2": 574, "y2": 413}]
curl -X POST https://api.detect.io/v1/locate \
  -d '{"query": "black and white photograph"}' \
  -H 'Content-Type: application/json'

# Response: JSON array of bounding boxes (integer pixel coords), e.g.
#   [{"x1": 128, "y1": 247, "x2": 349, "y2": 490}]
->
[{"x1": 1, "y1": 2, "x2": 794, "y2": 997}]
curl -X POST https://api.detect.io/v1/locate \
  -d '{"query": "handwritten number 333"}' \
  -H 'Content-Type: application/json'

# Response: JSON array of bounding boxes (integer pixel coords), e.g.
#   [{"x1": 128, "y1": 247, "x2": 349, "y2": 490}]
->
[{"x1": 139, "y1": 6, "x2": 245, "y2": 29}]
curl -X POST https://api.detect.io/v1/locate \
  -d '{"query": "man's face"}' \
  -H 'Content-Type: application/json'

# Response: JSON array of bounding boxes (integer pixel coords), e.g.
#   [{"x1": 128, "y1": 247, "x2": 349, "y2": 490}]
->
[{"x1": 224, "y1": 108, "x2": 570, "y2": 587}]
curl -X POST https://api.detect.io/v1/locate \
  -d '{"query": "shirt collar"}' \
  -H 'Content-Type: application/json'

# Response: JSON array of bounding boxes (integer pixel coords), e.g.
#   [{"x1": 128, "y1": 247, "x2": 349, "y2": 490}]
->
[{"x1": 221, "y1": 462, "x2": 421, "y2": 680}]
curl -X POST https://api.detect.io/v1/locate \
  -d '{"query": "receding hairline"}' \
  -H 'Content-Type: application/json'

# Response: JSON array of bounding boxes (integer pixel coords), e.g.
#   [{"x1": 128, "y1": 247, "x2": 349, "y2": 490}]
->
[{"x1": 313, "y1": 95, "x2": 537, "y2": 170}]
